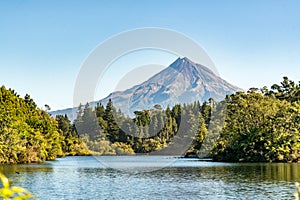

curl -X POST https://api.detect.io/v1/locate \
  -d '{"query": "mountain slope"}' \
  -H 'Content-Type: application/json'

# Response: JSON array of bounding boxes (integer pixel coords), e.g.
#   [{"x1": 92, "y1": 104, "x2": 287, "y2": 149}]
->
[
  {"x1": 51, "y1": 57, "x2": 241, "y2": 119},
  {"x1": 99, "y1": 57, "x2": 240, "y2": 114}
]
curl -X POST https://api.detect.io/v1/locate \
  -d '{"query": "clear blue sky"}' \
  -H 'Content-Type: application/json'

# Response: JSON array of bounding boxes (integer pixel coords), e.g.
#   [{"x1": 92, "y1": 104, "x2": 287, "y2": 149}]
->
[{"x1": 1, "y1": 0, "x2": 300, "y2": 110}]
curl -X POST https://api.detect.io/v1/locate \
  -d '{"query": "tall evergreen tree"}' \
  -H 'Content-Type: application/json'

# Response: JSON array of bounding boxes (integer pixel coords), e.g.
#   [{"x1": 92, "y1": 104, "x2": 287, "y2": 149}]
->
[{"x1": 104, "y1": 99, "x2": 120, "y2": 142}]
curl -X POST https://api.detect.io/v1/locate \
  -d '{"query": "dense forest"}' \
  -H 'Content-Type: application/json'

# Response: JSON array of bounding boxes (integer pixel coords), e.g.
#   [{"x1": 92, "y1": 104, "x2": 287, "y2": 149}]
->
[
  {"x1": 212, "y1": 77, "x2": 300, "y2": 162},
  {"x1": 74, "y1": 76, "x2": 300, "y2": 162},
  {"x1": 0, "y1": 86, "x2": 89, "y2": 164},
  {"x1": 74, "y1": 98, "x2": 211, "y2": 156},
  {"x1": 0, "y1": 77, "x2": 299, "y2": 164}
]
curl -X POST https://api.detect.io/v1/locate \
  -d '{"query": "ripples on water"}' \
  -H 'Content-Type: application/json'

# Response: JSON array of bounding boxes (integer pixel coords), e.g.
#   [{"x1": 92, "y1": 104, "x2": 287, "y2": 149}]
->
[{"x1": 0, "y1": 156, "x2": 299, "y2": 199}]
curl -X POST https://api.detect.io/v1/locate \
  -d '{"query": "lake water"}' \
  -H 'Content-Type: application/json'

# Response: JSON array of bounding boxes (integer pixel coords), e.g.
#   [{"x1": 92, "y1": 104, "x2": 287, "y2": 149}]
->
[{"x1": 1, "y1": 156, "x2": 299, "y2": 199}]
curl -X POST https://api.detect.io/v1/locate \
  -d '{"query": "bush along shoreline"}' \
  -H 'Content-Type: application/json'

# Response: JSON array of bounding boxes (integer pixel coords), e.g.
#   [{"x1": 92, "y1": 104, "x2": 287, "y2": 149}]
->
[
  {"x1": 211, "y1": 77, "x2": 300, "y2": 162},
  {"x1": 0, "y1": 76, "x2": 300, "y2": 163},
  {"x1": 0, "y1": 86, "x2": 89, "y2": 164},
  {"x1": 73, "y1": 77, "x2": 300, "y2": 163}
]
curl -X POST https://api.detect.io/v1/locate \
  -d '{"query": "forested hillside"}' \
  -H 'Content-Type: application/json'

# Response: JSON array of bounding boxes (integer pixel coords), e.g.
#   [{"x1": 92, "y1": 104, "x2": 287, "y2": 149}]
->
[
  {"x1": 212, "y1": 77, "x2": 300, "y2": 162},
  {"x1": 75, "y1": 77, "x2": 300, "y2": 162},
  {"x1": 74, "y1": 98, "x2": 211, "y2": 156},
  {"x1": 1, "y1": 77, "x2": 299, "y2": 163},
  {"x1": 0, "y1": 86, "x2": 89, "y2": 164}
]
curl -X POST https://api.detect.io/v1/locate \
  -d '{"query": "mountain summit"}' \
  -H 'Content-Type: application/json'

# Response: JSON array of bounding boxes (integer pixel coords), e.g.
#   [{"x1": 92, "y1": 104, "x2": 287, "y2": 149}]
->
[
  {"x1": 99, "y1": 57, "x2": 241, "y2": 115},
  {"x1": 51, "y1": 57, "x2": 241, "y2": 119}
]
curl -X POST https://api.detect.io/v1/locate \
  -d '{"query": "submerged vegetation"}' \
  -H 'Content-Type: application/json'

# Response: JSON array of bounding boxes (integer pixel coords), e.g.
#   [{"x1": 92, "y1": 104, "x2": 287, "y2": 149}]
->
[{"x1": 0, "y1": 77, "x2": 299, "y2": 163}]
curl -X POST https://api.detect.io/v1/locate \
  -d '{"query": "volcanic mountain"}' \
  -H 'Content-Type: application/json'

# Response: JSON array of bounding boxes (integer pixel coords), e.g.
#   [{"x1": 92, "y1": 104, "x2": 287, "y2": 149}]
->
[
  {"x1": 98, "y1": 57, "x2": 240, "y2": 113},
  {"x1": 51, "y1": 57, "x2": 241, "y2": 119}
]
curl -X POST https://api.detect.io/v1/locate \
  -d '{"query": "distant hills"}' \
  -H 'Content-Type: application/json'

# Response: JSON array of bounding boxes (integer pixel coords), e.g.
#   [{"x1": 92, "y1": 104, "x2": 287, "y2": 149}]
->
[{"x1": 50, "y1": 57, "x2": 241, "y2": 119}]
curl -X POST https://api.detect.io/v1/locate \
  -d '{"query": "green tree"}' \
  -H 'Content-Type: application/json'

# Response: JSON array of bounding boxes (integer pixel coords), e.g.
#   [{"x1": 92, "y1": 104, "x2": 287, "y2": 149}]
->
[
  {"x1": 104, "y1": 99, "x2": 120, "y2": 142},
  {"x1": 212, "y1": 85, "x2": 300, "y2": 162}
]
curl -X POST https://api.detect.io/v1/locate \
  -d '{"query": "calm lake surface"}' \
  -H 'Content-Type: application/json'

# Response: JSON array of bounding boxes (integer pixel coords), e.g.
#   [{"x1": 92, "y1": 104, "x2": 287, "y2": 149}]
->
[{"x1": 1, "y1": 156, "x2": 299, "y2": 199}]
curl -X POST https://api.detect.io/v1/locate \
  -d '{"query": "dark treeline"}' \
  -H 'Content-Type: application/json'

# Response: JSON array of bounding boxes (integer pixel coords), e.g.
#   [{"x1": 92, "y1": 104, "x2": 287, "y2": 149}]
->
[
  {"x1": 74, "y1": 98, "x2": 212, "y2": 156},
  {"x1": 74, "y1": 76, "x2": 300, "y2": 162},
  {"x1": 1, "y1": 76, "x2": 299, "y2": 164}
]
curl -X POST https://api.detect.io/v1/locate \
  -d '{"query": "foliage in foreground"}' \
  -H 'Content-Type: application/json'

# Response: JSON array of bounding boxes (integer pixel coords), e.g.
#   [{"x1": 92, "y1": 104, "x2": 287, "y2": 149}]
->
[
  {"x1": 0, "y1": 173, "x2": 34, "y2": 200},
  {"x1": 295, "y1": 182, "x2": 300, "y2": 200}
]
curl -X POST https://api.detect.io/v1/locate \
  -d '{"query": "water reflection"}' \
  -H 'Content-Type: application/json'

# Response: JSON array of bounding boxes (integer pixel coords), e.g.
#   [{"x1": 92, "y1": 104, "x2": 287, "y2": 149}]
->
[{"x1": 0, "y1": 157, "x2": 299, "y2": 199}]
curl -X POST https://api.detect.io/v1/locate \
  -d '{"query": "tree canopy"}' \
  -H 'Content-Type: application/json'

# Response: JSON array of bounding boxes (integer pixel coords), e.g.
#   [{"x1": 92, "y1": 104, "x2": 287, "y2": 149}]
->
[
  {"x1": 0, "y1": 86, "x2": 89, "y2": 164},
  {"x1": 1, "y1": 76, "x2": 299, "y2": 163},
  {"x1": 212, "y1": 77, "x2": 300, "y2": 162}
]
